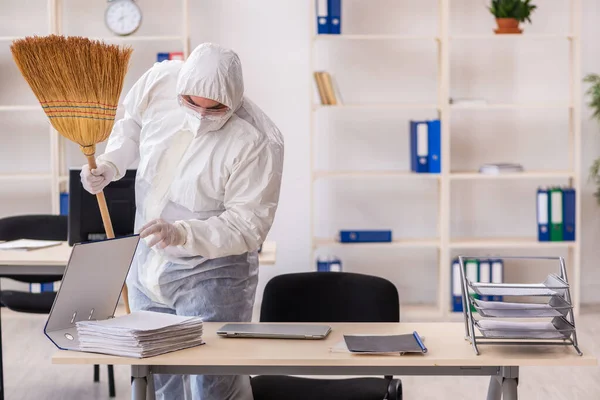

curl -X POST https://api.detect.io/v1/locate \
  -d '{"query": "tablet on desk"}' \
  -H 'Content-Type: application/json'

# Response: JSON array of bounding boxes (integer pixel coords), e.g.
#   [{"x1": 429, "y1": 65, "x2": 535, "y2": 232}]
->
[{"x1": 217, "y1": 323, "x2": 332, "y2": 340}]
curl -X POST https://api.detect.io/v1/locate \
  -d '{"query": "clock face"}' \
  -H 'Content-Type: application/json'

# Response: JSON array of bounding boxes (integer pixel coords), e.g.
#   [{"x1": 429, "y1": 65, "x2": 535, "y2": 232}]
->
[{"x1": 105, "y1": 0, "x2": 142, "y2": 36}]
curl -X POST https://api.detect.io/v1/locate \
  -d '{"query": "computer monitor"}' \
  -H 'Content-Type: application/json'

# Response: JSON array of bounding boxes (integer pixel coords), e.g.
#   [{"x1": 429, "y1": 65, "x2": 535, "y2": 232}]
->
[{"x1": 68, "y1": 168, "x2": 137, "y2": 246}]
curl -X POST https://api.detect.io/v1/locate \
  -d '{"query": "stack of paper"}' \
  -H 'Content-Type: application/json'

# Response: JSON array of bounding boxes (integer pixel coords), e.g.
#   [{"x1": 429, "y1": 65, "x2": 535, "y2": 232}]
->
[
  {"x1": 76, "y1": 311, "x2": 204, "y2": 358},
  {"x1": 0, "y1": 239, "x2": 62, "y2": 251},
  {"x1": 479, "y1": 163, "x2": 524, "y2": 175}
]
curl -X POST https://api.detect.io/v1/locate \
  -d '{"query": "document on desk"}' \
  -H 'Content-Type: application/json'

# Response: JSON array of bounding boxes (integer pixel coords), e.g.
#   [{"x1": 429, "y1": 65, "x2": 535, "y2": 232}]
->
[
  {"x1": 76, "y1": 311, "x2": 204, "y2": 358},
  {"x1": 337, "y1": 332, "x2": 428, "y2": 355},
  {"x1": 0, "y1": 239, "x2": 62, "y2": 251}
]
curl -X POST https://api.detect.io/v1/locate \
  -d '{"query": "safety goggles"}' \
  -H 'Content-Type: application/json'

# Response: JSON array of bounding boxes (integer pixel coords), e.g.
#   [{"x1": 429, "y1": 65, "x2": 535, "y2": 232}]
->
[{"x1": 178, "y1": 95, "x2": 230, "y2": 117}]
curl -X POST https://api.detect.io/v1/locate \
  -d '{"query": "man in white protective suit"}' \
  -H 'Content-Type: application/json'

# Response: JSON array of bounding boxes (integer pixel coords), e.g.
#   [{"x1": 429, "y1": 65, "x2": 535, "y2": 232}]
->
[{"x1": 80, "y1": 42, "x2": 284, "y2": 400}]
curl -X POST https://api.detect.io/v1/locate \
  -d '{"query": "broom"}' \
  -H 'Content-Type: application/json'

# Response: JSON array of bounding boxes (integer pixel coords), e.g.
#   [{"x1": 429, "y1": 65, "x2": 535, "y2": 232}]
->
[{"x1": 11, "y1": 35, "x2": 134, "y2": 314}]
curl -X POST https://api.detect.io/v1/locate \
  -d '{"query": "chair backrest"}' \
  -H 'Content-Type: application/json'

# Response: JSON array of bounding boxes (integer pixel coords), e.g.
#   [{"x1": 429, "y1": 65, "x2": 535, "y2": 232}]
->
[
  {"x1": 0, "y1": 214, "x2": 68, "y2": 241},
  {"x1": 260, "y1": 272, "x2": 400, "y2": 323},
  {"x1": 0, "y1": 214, "x2": 67, "y2": 285}
]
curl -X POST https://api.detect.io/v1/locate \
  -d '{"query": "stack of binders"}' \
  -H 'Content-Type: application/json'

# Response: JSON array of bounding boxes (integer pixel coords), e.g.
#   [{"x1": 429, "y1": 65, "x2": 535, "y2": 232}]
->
[
  {"x1": 409, "y1": 120, "x2": 441, "y2": 174},
  {"x1": 76, "y1": 311, "x2": 204, "y2": 358},
  {"x1": 317, "y1": 255, "x2": 343, "y2": 272},
  {"x1": 536, "y1": 187, "x2": 576, "y2": 242},
  {"x1": 451, "y1": 257, "x2": 503, "y2": 313},
  {"x1": 156, "y1": 52, "x2": 184, "y2": 62},
  {"x1": 315, "y1": 0, "x2": 341, "y2": 34}
]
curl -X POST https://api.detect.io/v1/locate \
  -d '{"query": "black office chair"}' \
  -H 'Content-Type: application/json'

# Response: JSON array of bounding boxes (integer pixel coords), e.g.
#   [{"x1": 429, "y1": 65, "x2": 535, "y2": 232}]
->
[
  {"x1": 0, "y1": 215, "x2": 116, "y2": 398},
  {"x1": 251, "y1": 272, "x2": 403, "y2": 400}
]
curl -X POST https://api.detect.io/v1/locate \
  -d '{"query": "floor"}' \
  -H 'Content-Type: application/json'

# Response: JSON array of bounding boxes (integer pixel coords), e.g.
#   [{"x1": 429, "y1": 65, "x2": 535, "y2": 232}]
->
[{"x1": 1, "y1": 306, "x2": 599, "y2": 400}]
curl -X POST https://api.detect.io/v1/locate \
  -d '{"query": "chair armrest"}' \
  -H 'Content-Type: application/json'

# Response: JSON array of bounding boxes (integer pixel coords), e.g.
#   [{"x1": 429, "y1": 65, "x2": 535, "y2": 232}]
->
[{"x1": 386, "y1": 378, "x2": 402, "y2": 400}]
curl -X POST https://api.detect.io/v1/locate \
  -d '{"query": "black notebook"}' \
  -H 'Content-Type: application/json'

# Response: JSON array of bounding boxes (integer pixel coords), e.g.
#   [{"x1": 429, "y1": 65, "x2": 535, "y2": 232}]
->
[{"x1": 343, "y1": 332, "x2": 427, "y2": 355}]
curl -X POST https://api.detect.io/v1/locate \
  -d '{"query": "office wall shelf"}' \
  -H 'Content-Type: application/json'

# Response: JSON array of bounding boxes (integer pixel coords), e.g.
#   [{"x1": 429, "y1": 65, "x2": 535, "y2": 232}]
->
[
  {"x1": 0, "y1": 106, "x2": 41, "y2": 112},
  {"x1": 451, "y1": 34, "x2": 575, "y2": 40},
  {"x1": 309, "y1": 0, "x2": 583, "y2": 320},
  {"x1": 0, "y1": 174, "x2": 53, "y2": 181},
  {"x1": 0, "y1": 0, "x2": 191, "y2": 215},
  {"x1": 314, "y1": 34, "x2": 440, "y2": 41},
  {"x1": 450, "y1": 238, "x2": 576, "y2": 250},
  {"x1": 313, "y1": 170, "x2": 440, "y2": 179},
  {"x1": 314, "y1": 238, "x2": 440, "y2": 249},
  {"x1": 450, "y1": 103, "x2": 573, "y2": 110},
  {"x1": 313, "y1": 103, "x2": 440, "y2": 110},
  {"x1": 449, "y1": 171, "x2": 575, "y2": 180}
]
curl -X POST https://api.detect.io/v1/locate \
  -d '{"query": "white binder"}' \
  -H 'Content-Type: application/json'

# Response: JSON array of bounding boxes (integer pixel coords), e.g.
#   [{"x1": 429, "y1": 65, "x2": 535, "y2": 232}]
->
[{"x1": 44, "y1": 235, "x2": 140, "y2": 351}]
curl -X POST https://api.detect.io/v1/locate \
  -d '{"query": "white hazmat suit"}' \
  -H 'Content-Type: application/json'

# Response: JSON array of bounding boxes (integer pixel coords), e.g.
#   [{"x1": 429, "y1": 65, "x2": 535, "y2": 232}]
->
[{"x1": 89, "y1": 43, "x2": 284, "y2": 400}]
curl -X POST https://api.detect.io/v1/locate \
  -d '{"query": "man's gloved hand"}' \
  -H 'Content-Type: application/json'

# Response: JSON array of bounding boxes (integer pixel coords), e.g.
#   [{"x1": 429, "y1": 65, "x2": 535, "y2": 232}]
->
[
  {"x1": 140, "y1": 219, "x2": 187, "y2": 249},
  {"x1": 80, "y1": 162, "x2": 117, "y2": 194}
]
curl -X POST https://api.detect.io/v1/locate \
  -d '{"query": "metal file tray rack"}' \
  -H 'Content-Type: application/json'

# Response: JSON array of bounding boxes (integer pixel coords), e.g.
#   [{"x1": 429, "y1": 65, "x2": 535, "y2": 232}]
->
[{"x1": 458, "y1": 256, "x2": 582, "y2": 356}]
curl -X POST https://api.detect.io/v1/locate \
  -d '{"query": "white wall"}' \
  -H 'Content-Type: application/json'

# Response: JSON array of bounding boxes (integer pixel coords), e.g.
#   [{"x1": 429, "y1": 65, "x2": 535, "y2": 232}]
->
[{"x1": 1, "y1": 0, "x2": 600, "y2": 306}]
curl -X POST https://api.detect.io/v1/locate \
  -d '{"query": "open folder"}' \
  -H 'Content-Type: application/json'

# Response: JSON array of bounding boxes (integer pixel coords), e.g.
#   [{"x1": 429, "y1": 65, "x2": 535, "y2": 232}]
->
[{"x1": 44, "y1": 235, "x2": 204, "y2": 358}]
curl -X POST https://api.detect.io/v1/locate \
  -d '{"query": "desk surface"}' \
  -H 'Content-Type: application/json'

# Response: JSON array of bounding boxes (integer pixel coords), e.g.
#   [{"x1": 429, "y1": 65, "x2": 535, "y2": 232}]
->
[
  {"x1": 52, "y1": 322, "x2": 597, "y2": 368},
  {"x1": 0, "y1": 241, "x2": 276, "y2": 267}
]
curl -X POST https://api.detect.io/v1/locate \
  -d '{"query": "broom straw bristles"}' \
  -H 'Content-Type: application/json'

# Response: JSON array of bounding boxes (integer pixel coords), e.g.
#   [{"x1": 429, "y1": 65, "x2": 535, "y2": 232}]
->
[{"x1": 10, "y1": 35, "x2": 132, "y2": 156}]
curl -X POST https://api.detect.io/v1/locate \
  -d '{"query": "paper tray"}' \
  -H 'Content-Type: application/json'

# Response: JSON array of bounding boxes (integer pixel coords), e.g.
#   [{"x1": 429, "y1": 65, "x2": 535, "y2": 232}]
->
[
  {"x1": 475, "y1": 317, "x2": 574, "y2": 340},
  {"x1": 473, "y1": 296, "x2": 572, "y2": 318},
  {"x1": 469, "y1": 274, "x2": 568, "y2": 297}
]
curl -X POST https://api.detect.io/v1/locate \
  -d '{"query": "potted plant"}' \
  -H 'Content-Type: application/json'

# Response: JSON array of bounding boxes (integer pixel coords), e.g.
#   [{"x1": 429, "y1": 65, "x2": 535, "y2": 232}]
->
[
  {"x1": 584, "y1": 73, "x2": 600, "y2": 203},
  {"x1": 488, "y1": 0, "x2": 537, "y2": 34}
]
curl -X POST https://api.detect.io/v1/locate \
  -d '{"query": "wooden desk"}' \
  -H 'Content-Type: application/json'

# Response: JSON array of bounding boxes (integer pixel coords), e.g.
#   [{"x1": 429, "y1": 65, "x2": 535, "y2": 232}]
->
[
  {"x1": 53, "y1": 322, "x2": 596, "y2": 400},
  {"x1": 0, "y1": 241, "x2": 276, "y2": 275}
]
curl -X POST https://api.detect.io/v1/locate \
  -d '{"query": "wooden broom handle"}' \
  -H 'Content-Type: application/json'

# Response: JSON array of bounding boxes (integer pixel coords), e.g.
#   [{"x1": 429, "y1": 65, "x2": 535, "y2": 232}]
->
[{"x1": 86, "y1": 155, "x2": 131, "y2": 315}]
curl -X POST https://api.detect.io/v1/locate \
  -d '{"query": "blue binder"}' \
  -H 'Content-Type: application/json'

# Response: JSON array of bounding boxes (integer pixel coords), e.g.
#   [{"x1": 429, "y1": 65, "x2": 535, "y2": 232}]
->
[
  {"x1": 339, "y1": 230, "x2": 392, "y2": 243},
  {"x1": 60, "y1": 192, "x2": 69, "y2": 216},
  {"x1": 315, "y1": 0, "x2": 329, "y2": 34},
  {"x1": 427, "y1": 119, "x2": 441, "y2": 173},
  {"x1": 536, "y1": 188, "x2": 550, "y2": 242},
  {"x1": 157, "y1": 52, "x2": 170, "y2": 62},
  {"x1": 451, "y1": 258, "x2": 463, "y2": 312},
  {"x1": 563, "y1": 187, "x2": 576, "y2": 241},
  {"x1": 410, "y1": 121, "x2": 429, "y2": 173},
  {"x1": 328, "y1": 0, "x2": 342, "y2": 34}
]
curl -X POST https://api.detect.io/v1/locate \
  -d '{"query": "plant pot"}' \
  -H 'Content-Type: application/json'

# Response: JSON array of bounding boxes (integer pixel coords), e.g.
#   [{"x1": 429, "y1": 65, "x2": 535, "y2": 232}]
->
[{"x1": 494, "y1": 18, "x2": 522, "y2": 34}]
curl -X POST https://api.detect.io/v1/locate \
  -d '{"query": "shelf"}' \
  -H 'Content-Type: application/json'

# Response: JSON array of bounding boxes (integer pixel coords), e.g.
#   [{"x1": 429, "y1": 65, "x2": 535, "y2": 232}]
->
[
  {"x1": 81, "y1": 35, "x2": 184, "y2": 42},
  {"x1": 313, "y1": 170, "x2": 440, "y2": 179},
  {"x1": 450, "y1": 103, "x2": 572, "y2": 110},
  {"x1": 0, "y1": 173, "x2": 52, "y2": 181},
  {"x1": 314, "y1": 238, "x2": 440, "y2": 248},
  {"x1": 0, "y1": 105, "x2": 41, "y2": 112},
  {"x1": 450, "y1": 171, "x2": 575, "y2": 180},
  {"x1": 450, "y1": 237, "x2": 576, "y2": 249},
  {"x1": 451, "y1": 34, "x2": 575, "y2": 40},
  {"x1": 314, "y1": 103, "x2": 439, "y2": 110},
  {"x1": 0, "y1": 36, "x2": 22, "y2": 42},
  {"x1": 314, "y1": 34, "x2": 440, "y2": 41}
]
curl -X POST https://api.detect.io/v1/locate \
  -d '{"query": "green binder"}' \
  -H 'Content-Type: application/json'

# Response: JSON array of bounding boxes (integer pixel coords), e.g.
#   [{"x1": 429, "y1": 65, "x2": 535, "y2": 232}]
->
[{"x1": 549, "y1": 187, "x2": 563, "y2": 241}]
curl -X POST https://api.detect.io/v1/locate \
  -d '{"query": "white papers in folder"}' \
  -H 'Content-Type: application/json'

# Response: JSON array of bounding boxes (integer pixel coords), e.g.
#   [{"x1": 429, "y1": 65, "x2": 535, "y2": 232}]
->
[
  {"x1": 76, "y1": 311, "x2": 204, "y2": 358},
  {"x1": 0, "y1": 239, "x2": 62, "y2": 251}
]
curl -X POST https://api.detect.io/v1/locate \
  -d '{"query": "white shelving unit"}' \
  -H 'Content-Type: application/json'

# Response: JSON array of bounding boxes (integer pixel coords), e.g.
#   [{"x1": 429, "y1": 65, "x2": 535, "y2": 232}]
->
[
  {"x1": 0, "y1": 0, "x2": 191, "y2": 213},
  {"x1": 309, "y1": 0, "x2": 582, "y2": 320}
]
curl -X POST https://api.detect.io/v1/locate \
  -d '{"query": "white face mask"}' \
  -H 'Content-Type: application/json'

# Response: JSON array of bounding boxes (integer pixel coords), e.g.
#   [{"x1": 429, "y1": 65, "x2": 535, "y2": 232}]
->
[{"x1": 183, "y1": 107, "x2": 230, "y2": 136}]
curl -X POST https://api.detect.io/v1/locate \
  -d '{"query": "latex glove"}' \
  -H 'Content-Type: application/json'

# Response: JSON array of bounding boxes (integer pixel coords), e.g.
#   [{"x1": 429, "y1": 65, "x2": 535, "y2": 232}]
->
[
  {"x1": 80, "y1": 162, "x2": 116, "y2": 195},
  {"x1": 140, "y1": 219, "x2": 187, "y2": 249}
]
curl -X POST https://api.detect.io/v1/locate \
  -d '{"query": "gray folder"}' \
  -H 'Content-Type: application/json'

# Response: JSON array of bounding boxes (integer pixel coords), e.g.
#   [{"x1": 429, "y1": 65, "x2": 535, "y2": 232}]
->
[{"x1": 44, "y1": 235, "x2": 140, "y2": 351}]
